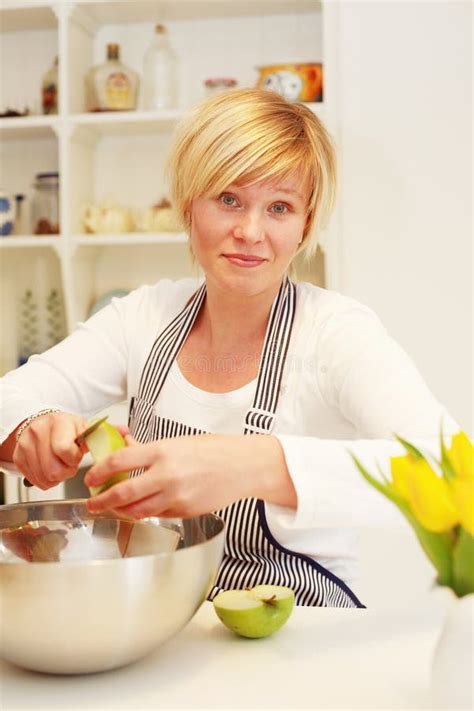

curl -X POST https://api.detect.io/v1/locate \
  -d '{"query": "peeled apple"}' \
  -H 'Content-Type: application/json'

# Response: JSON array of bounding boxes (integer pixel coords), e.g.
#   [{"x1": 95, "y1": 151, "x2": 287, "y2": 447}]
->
[{"x1": 84, "y1": 420, "x2": 128, "y2": 496}]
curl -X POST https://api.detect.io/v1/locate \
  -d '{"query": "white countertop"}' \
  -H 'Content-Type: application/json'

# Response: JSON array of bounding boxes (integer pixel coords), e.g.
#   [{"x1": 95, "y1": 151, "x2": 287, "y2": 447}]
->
[{"x1": 0, "y1": 594, "x2": 452, "y2": 711}]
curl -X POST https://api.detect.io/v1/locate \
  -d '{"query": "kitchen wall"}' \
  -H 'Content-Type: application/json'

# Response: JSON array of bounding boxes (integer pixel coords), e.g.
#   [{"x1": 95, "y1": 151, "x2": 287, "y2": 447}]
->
[{"x1": 335, "y1": 0, "x2": 472, "y2": 433}]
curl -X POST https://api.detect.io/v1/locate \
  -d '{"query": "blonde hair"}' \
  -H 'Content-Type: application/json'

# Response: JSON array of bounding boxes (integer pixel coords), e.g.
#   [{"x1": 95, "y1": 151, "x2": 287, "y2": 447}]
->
[{"x1": 166, "y1": 88, "x2": 337, "y2": 260}]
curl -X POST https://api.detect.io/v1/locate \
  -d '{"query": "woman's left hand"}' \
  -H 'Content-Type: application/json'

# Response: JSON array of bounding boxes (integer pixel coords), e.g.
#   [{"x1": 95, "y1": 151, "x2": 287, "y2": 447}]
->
[{"x1": 84, "y1": 433, "x2": 296, "y2": 519}]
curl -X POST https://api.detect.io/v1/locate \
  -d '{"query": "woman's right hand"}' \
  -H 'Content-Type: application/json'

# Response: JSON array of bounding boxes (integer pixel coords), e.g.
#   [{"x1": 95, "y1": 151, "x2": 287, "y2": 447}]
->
[{"x1": 12, "y1": 411, "x2": 89, "y2": 490}]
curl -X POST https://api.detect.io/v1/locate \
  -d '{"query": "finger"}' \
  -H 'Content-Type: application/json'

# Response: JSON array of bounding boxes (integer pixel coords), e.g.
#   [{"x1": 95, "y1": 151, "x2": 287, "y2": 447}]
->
[
  {"x1": 86, "y1": 470, "x2": 163, "y2": 514},
  {"x1": 17, "y1": 447, "x2": 52, "y2": 490},
  {"x1": 35, "y1": 430, "x2": 80, "y2": 485},
  {"x1": 50, "y1": 417, "x2": 85, "y2": 468},
  {"x1": 115, "y1": 424, "x2": 130, "y2": 437},
  {"x1": 84, "y1": 443, "x2": 159, "y2": 489},
  {"x1": 110, "y1": 492, "x2": 169, "y2": 520}
]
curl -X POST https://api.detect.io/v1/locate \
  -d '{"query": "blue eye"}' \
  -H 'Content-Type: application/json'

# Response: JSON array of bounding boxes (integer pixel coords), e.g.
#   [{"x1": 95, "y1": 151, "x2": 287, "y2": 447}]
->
[
  {"x1": 271, "y1": 203, "x2": 289, "y2": 214},
  {"x1": 220, "y1": 194, "x2": 237, "y2": 206}
]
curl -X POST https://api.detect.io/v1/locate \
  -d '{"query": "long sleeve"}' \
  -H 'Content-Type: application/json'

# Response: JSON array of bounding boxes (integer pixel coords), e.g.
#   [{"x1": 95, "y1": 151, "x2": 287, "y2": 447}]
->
[
  {"x1": 0, "y1": 278, "x2": 198, "y2": 446},
  {"x1": 267, "y1": 301, "x2": 460, "y2": 530},
  {"x1": 0, "y1": 293, "x2": 132, "y2": 443}
]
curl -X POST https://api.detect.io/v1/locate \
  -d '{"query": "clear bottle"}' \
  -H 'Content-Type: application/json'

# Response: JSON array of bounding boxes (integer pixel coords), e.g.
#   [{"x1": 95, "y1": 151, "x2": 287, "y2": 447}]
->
[
  {"x1": 42, "y1": 56, "x2": 58, "y2": 115},
  {"x1": 141, "y1": 24, "x2": 178, "y2": 110},
  {"x1": 85, "y1": 43, "x2": 139, "y2": 112}
]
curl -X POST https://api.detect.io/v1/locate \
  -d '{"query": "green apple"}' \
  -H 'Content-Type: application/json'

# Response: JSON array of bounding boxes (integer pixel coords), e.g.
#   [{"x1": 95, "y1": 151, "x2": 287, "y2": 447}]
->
[
  {"x1": 213, "y1": 585, "x2": 295, "y2": 638},
  {"x1": 85, "y1": 420, "x2": 128, "y2": 496}
]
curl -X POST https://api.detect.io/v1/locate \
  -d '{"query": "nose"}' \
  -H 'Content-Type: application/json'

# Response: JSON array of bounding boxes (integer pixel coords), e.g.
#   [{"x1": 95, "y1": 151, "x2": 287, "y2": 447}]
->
[{"x1": 232, "y1": 211, "x2": 265, "y2": 243}]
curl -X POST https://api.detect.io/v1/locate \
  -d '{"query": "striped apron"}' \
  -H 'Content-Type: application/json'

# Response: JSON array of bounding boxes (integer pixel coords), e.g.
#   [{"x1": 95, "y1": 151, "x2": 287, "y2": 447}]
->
[{"x1": 128, "y1": 279, "x2": 364, "y2": 608}]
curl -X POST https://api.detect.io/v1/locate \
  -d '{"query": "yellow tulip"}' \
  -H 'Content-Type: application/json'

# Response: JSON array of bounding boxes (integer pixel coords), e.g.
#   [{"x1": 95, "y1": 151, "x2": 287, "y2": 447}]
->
[
  {"x1": 390, "y1": 455, "x2": 459, "y2": 532},
  {"x1": 391, "y1": 455, "x2": 414, "y2": 499},
  {"x1": 450, "y1": 477, "x2": 474, "y2": 535},
  {"x1": 448, "y1": 432, "x2": 474, "y2": 481}
]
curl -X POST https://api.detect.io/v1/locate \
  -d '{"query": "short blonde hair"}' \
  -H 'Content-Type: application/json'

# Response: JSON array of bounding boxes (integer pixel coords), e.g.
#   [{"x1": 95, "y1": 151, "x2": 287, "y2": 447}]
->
[{"x1": 166, "y1": 88, "x2": 337, "y2": 260}]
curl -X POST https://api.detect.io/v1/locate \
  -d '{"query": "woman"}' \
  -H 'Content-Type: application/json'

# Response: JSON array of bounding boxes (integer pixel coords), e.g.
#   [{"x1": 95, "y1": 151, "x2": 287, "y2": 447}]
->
[{"x1": 0, "y1": 89, "x2": 457, "y2": 607}]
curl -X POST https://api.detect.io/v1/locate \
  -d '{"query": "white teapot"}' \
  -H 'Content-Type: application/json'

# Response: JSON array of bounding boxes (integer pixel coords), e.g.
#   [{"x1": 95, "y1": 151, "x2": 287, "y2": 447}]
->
[
  {"x1": 82, "y1": 198, "x2": 133, "y2": 234},
  {"x1": 134, "y1": 198, "x2": 182, "y2": 233}
]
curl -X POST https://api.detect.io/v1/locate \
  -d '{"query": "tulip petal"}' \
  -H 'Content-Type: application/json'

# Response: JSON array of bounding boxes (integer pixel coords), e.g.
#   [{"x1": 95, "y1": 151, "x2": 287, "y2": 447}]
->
[{"x1": 448, "y1": 432, "x2": 474, "y2": 481}]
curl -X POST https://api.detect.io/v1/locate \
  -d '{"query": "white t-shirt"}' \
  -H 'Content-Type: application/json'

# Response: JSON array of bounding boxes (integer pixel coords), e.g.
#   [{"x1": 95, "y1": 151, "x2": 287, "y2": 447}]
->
[{"x1": 0, "y1": 278, "x2": 458, "y2": 586}]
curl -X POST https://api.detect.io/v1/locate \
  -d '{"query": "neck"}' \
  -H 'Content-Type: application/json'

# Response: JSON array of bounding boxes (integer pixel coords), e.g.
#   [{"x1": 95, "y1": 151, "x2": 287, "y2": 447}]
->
[{"x1": 199, "y1": 279, "x2": 284, "y2": 352}]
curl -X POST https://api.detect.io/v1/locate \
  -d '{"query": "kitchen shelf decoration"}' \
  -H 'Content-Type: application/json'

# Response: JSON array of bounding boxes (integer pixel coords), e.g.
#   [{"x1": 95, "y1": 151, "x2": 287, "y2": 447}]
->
[
  {"x1": 0, "y1": 0, "x2": 334, "y2": 377},
  {"x1": 85, "y1": 43, "x2": 139, "y2": 112}
]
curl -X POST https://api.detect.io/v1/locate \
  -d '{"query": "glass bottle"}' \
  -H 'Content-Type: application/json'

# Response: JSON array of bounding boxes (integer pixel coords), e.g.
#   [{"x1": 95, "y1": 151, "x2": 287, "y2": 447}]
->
[
  {"x1": 141, "y1": 24, "x2": 178, "y2": 110},
  {"x1": 85, "y1": 43, "x2": 139, "y2": 112},
  {"x1": 31, "y1": 172, "x2": 60, "y2": 235},
  {"x1": 42, "y1": 56, "x2": 58, "y2": 115}
]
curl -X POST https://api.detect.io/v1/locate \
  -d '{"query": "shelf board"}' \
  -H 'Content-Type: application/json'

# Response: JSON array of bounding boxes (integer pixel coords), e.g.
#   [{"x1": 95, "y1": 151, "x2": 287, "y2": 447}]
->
[
  {"x1": 0, "y1": 105, "x2": 324, "y2": 141},
  {"x1": 70, "y1": 109, "x2": 183, "y2": 137},
  {"x1": 0, "y1": 235, "x2": 61, "y2": 248},
  {"x1": 0, "y1": 115, "x2": 59, "y2": 139},
  {"x1": 72, "y1": 232, "x2": 187, "y2": 247},
  {"x1": 73, "y1": 0, "x2": 321, "y2": 26},
  {"x1": 0, "y1": 4, "x2": 57, "y2": 32}
]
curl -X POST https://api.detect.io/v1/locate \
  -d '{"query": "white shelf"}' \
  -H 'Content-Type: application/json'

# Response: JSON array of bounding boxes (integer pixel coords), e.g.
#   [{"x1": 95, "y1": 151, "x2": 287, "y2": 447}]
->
[
  {"x1": 72, "y1": 232, "x2": 187, "y2": 247},
  {"x1": 0, "y1": 105, "x2": 324, "y2": 141},
  {"x1": 70, "y1": 109, "x2": 184, "y2": 137},
  {"x1": 0, "y1": 4, "x2": 57, "y2": 32},
  {"x1": 0, "y1": 0, "x2": 331, "y2": 376},
  {"x1": 71, "y1": 0, "x2": 321, "y2": 26},
  {"x1": 0, "y1": 235, "x2": 61, "y2": 248},
  {"x1": 0, "y1": 115, "x2": 59, "y2": 139}
]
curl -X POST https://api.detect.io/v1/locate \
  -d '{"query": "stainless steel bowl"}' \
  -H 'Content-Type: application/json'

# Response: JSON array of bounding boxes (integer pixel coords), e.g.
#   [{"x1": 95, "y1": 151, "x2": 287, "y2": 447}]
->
[{"x1": 0, "y1": 499, "x2": 225, "y2": 674}]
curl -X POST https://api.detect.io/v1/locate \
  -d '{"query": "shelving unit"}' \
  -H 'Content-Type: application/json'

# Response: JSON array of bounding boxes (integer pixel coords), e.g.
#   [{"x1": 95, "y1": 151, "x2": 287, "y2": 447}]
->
[{"x1": 0, "y1": 0, "x2": 338, "y2": 377}]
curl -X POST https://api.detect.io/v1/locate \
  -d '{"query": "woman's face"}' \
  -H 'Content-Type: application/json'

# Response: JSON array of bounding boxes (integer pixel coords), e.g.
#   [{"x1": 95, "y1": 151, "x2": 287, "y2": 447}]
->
[{"x1": 189, "y1": 172, "x2": 310, "y2": 297}]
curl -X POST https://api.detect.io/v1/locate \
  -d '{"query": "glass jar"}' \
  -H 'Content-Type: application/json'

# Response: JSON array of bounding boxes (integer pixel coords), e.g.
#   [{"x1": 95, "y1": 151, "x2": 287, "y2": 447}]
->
[{"x1": 31, "y1": 172, "x2": 60, "y2": 235}]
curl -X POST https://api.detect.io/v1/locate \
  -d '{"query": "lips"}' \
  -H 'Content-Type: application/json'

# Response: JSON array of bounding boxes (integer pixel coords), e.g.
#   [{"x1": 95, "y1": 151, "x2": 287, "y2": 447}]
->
[{"x1": 223, "y1": 253, "x2": 266, "y2": 267}]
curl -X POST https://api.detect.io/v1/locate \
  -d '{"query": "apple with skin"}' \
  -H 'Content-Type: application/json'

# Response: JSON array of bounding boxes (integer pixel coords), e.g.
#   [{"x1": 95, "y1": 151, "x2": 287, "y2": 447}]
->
[
  {"x1": 213, "y1": 585, "x2": 295, "y2": 638},
  {"x1": 84, "y1": 420, "x2": 128, "y2": 496}
]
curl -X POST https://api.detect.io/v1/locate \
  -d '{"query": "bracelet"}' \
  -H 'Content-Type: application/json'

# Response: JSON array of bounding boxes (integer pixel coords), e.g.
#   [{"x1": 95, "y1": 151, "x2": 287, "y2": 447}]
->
[{"x1": 15, "y1": 408, "x2": 61, "y2": 443}]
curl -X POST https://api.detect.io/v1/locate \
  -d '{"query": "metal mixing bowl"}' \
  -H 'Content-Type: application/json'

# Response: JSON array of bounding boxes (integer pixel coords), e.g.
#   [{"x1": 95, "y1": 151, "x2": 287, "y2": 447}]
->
[{"x1": 0, "y1": 499, "x2": 225, "y2": 675}]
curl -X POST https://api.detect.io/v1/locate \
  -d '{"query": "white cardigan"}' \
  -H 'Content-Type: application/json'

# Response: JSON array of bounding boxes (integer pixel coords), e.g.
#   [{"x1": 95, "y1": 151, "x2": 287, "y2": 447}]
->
[{"x1": 0, "y1": 279, "x2": 458, "y2": 584}]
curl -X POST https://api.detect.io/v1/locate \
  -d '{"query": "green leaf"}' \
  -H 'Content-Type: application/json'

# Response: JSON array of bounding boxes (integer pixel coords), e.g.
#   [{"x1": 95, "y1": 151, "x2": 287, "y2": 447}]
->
[
  {"x1": 439, "y1": 426, "x2": 456, "y2": 482},
  {"x1": 407, "y1": 522, "x2": 453, "y2": 588},
  {"x1": 452, "y1": 529, "x2": 474, "y2": 597},
  {"x1": 351, "y1": 452, "x2": 453, "y2": 587},
  {"x1": 351, "y1": 454, "x2": 402, "y2": 504},
  {"x1": 394, "y1": 434, "x2": 425, "y2": 461}
]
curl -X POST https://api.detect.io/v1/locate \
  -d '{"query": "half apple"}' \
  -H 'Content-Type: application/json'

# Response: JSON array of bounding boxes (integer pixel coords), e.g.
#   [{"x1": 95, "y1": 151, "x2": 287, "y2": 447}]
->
[{"x1": 213, "y1": 585, "x2": 295, "y2": 638}]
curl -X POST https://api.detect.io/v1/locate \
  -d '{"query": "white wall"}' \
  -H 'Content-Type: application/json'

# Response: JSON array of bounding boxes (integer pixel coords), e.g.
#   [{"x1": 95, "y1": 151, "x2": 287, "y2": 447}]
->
[{"x1": 336, "y1": 0, "x2": 472, "y2": 433}]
